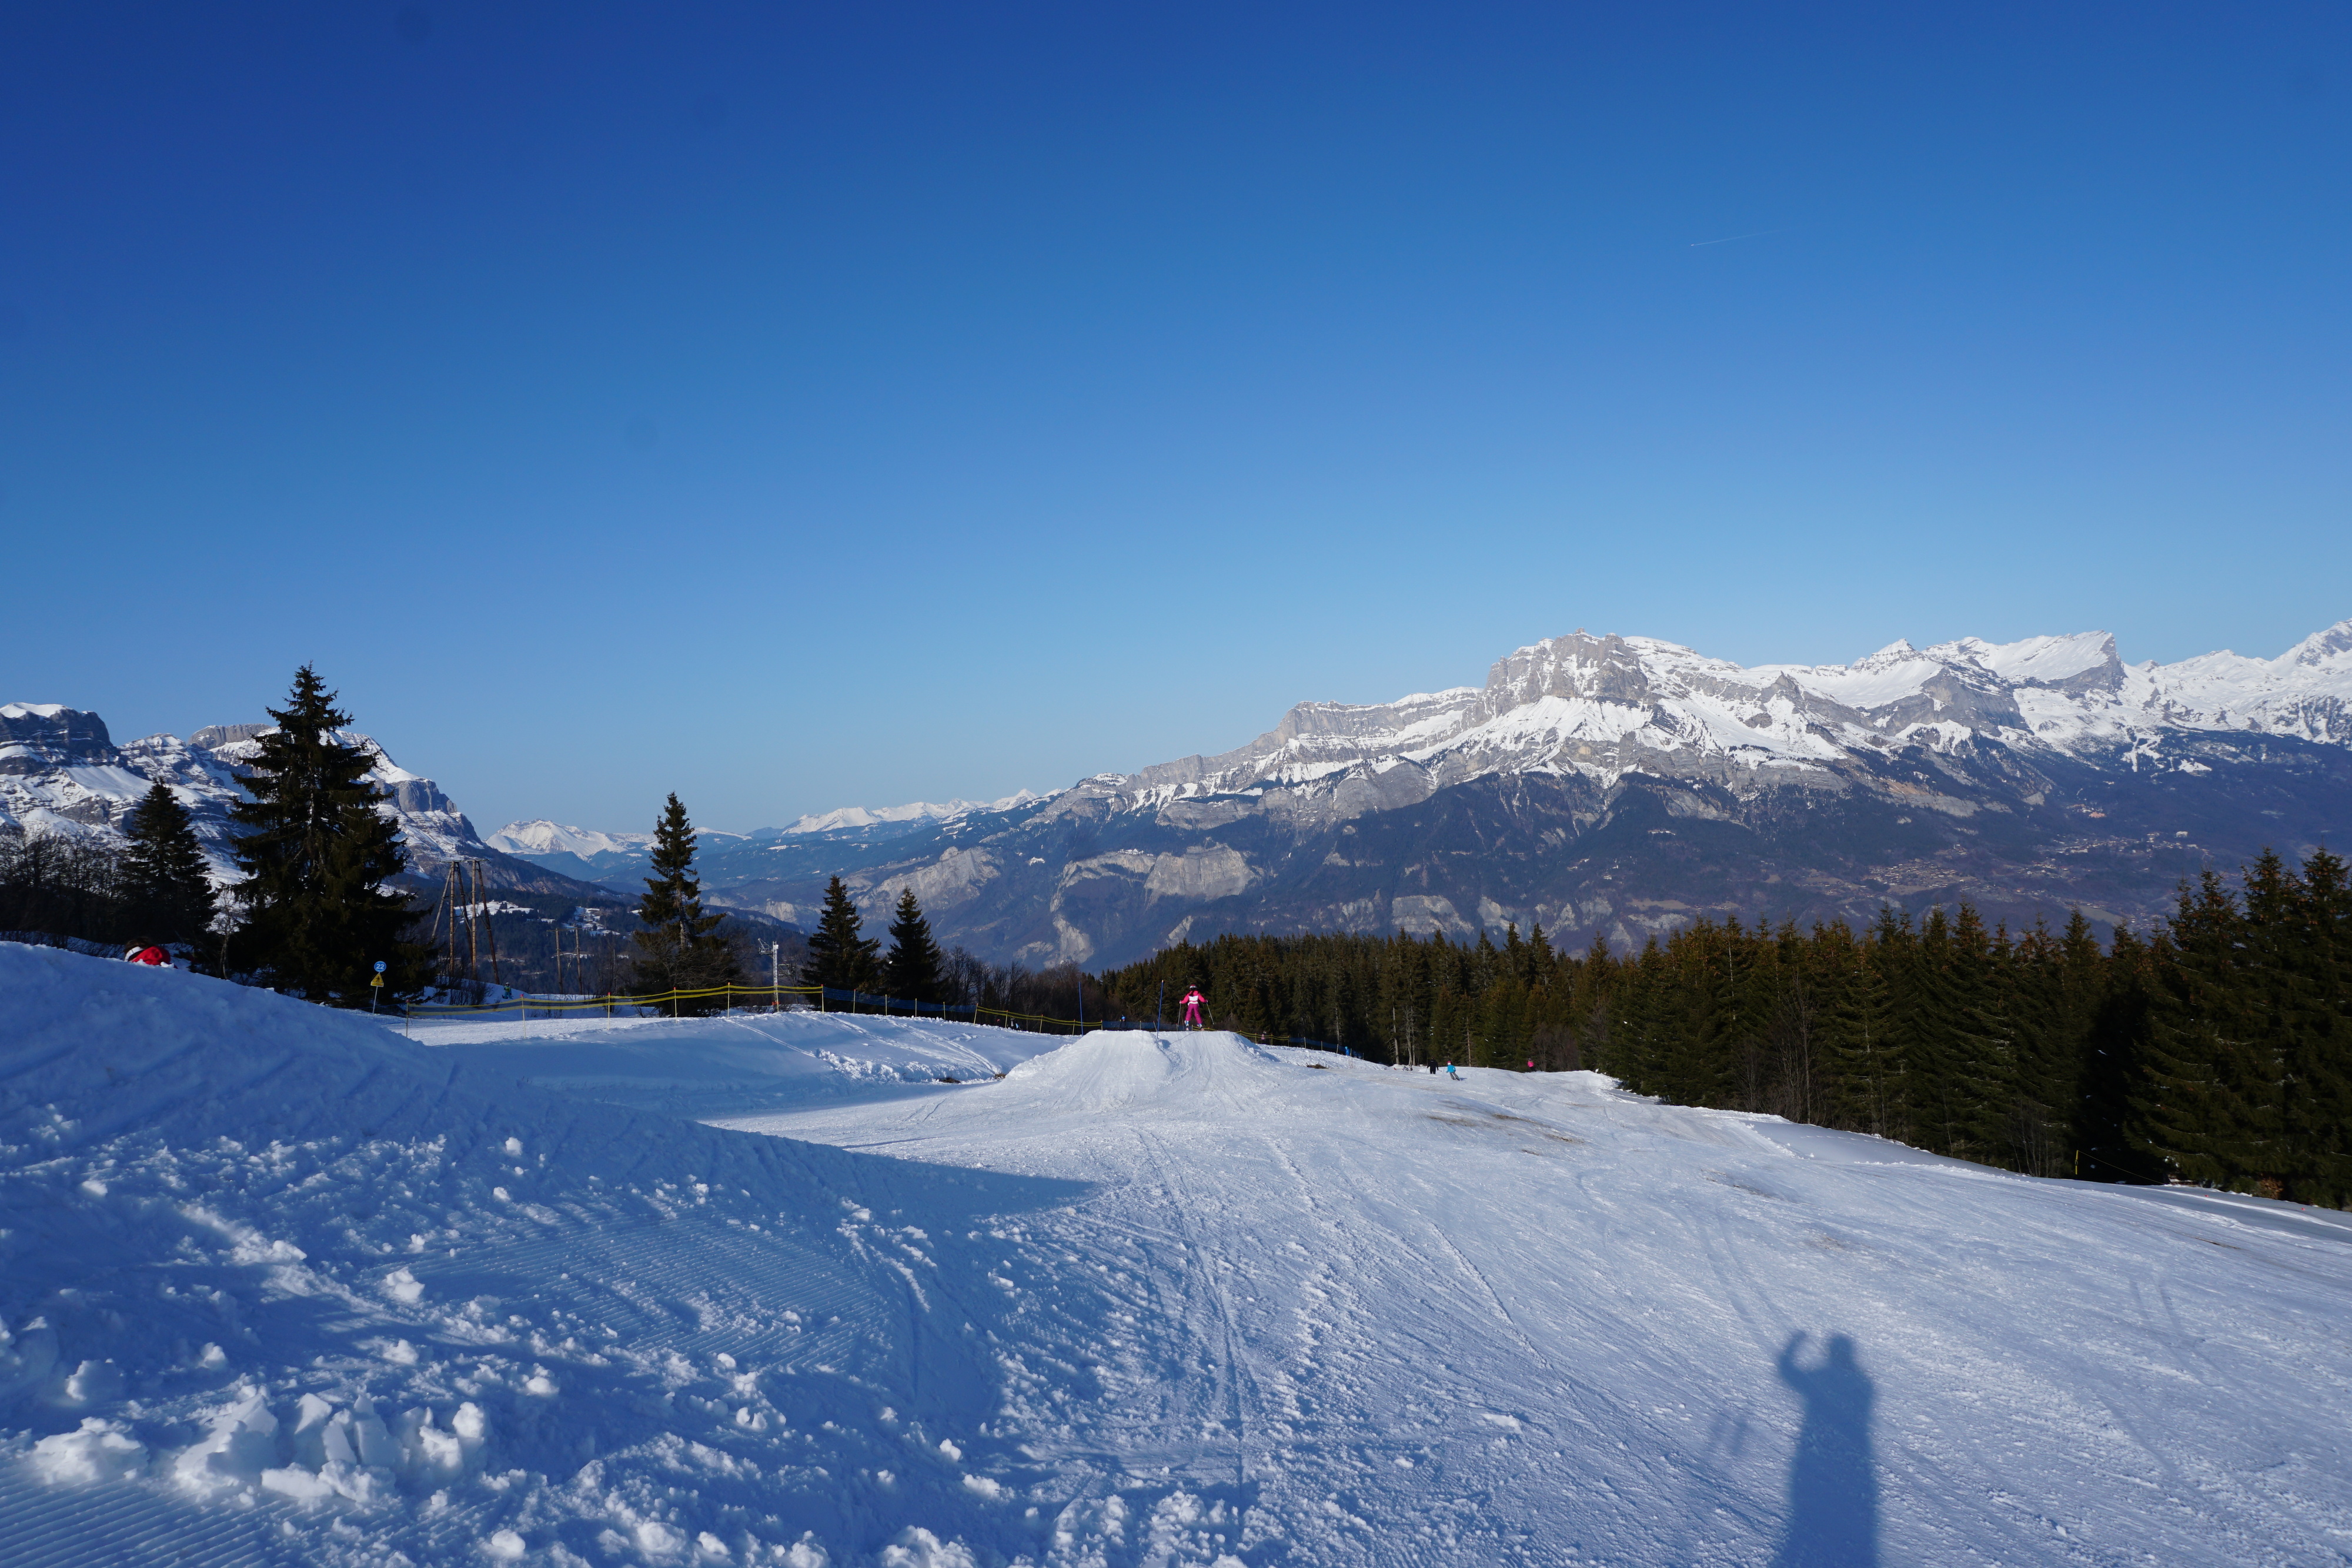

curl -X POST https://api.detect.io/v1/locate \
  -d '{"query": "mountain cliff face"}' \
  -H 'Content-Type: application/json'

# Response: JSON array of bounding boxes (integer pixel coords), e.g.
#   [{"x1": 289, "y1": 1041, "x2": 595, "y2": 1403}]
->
[
  {"x1": 0, "y1": 704, "x2": 579, "y2": 897},
  {"x1": 688, "y1": 620, "x2": 2352, "y2": 966}
]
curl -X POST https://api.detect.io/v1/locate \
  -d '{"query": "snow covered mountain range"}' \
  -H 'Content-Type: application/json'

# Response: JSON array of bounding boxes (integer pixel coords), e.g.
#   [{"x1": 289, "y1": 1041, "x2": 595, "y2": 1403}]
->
[
  {"x1": 633, "y1": 618, "x2": 2352, "y2": 966},
  {"x1": 485, "y1": 793, "x2": 1044, "y2": 881},
  {"x1": 12, "y1": 617, "x2": 2349, "y2": 961},
  {"x1": 0, "y1": 704, "x2": 574, "y2": 897}
]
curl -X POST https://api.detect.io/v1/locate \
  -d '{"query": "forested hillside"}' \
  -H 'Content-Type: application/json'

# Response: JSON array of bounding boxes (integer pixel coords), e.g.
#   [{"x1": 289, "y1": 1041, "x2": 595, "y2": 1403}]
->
[{"x1": 1101, "y1": 850, "x2": 2351, "y2": 1207}]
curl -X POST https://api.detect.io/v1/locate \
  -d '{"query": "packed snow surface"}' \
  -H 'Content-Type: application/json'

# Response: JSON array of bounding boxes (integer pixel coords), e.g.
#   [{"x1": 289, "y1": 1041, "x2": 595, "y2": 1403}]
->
[{"x1": 5, "y1": 945, "x2": 2351, "y2": 1566}]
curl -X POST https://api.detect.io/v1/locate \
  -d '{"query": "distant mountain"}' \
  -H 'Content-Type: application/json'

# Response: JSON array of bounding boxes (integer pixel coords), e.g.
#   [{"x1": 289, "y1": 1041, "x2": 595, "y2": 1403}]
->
[
  {"x1": 777, "y1": 791, "x2": 1044, "y2": 838},
  {"x1": 485, "y1": 821, "x2": 657, "y2": 860},
  {"x1": 674, "y1": 619, "x2": 2352, "y2": 967},
  {"x1": 489, "y1": 791, "x2": 1045, "y2": 888},
  {"x1": 0, "y1": 704, "x2": 604, "y2": 901}
]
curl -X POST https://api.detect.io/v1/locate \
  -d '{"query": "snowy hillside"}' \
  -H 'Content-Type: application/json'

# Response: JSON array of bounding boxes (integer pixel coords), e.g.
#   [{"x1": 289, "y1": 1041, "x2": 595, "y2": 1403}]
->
[{"x1": 6, "y1": 944, "x2": 2349, "y2": 1565}]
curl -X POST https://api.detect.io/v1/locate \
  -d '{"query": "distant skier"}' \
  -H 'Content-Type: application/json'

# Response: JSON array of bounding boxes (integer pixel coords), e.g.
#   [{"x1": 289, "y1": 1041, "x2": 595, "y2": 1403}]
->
[
  {"x1": 1179, "y1": 987, "x2": 1206, "y2": 1029},
  {"x1": 123, "y1": 945, "x2": 170, "y2": 967},
  {"x1": 1444, "y1": 1061, "x2": 1462, "y2": 1081}
]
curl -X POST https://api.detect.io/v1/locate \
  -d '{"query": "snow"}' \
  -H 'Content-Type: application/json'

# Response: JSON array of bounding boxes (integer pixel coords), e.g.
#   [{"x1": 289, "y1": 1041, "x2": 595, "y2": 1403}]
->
[
  {"x1": 486, "y1": 822, "x2": 656, "y2": 858},
  {"x1": 6, "y1": 944, "x2": 2350, "y2": 1566},
  {"x1": 781, "y1": 793, "x2": 1044, "y2": 838},
  {"x1": 1966, "y1": 630, "x2": 2116, "y2": 686},
  {"x1": 59, "y1": 765, "x2": 154, "y2": 798}
]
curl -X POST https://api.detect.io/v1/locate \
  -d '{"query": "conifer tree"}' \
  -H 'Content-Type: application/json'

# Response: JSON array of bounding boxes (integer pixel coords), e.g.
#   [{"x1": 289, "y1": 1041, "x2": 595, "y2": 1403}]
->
[
  {"x1": 1820, "y1": 922, "x2": 1899, "y2": 1137},
  {"x1": 632, "y1": 793, "x2": 738, "y2": 1001},
  {"x1": 803, "y1": 875, "x2": 881, "y2": 998},
  {"x1": 2135, "y1": 871, "x2": 2266, "y2": 1188},
  {"x1": 2282, "y1": 848, "x2": 2350, "y2": 1206},
  {"x1": 122, "y1": 779, "x2": 218, "y2": 948},
  {"x1": 2075, "y1": 925, "x2": 2162, "y2": 1184},
  {"x1": 229, "y1": 666, "x2": 421, "y2": 1001},
  {"x1": 881, "y1": 887, "x2": 944, "y2": 1005}
]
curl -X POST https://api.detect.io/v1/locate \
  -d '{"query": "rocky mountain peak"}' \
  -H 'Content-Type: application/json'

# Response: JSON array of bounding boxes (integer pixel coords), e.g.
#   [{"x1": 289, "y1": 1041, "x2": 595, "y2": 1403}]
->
[{"x1": 0, "y1": 704, "x2": 118, "y2": 775}]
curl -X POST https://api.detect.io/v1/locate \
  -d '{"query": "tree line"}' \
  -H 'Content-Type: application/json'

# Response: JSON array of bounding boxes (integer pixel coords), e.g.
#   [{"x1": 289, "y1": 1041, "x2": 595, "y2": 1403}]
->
[{"x1": 1095, "y1": 851, "x2": 2351, "y2": 1208}]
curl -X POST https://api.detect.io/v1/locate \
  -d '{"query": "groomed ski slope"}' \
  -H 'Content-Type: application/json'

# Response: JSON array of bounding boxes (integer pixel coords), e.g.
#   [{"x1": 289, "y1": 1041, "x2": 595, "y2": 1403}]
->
[{"x1": 3, "y1": 945, "x2": 2349, "y2": 1566}]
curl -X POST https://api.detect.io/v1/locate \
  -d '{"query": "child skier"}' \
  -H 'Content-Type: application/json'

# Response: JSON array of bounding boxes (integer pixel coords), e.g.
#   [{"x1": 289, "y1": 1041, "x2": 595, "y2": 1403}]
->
[{"x1": 1179, "y1": 986, "x2": 1206, "y2": 1029}]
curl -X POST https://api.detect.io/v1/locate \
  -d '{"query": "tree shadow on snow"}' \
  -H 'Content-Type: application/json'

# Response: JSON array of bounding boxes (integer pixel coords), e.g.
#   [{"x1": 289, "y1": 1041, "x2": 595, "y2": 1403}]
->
[{"x1": 1771, "y1": 1332, "x2": 1877, "y2": 1568}]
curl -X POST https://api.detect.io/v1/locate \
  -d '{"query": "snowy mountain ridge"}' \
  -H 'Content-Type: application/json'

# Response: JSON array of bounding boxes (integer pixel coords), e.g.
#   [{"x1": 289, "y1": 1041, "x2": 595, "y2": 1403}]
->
[
  {"x1": 10, "y1": 616, "x2": 2348, "y2": 960},
  {"x1": 775, "y1": 789, "x2": 1046, "y2": 838},
  {"x1": 1084, "y1": 619, "x2": 2352, "y2": 816},
  {"x1": 483, "y1": 821, "x2": 657, "y2": 859},
  {"x1": 0, "y1": 706, "x2": 518, "y2": 890},
  {"x1": 487, "y1": 791, "x2": 1049, "y2": 863},
  {"x1": 682, "y1": 617, "x2": 2352, "y2": 966}
]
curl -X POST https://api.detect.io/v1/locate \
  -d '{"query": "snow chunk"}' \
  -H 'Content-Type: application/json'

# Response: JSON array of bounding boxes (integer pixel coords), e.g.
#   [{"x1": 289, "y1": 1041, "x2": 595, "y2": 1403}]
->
[
  {"x1": 634, "y1": 1519, "x2": 686, "y2": 1556},
  {"x1": 879, "y1": 1527, "x2": 978, "y2": 1568},
  {"x1": 32, "y1": 1419, "x2": 146, "y2": 1484},
  {"x1": 173, "y1": 1388, "x2": 280, "y2": 1491}
]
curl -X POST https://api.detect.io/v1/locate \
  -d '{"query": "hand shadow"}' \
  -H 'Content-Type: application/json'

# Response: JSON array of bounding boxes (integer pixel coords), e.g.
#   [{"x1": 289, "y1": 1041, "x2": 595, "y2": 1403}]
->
[{"x1": 1772, "y1": 1331, "x2": 1878, "y2": 1567}]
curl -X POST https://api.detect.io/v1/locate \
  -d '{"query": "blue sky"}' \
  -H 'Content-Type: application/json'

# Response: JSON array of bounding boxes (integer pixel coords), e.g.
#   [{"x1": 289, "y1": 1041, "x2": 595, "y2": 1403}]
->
[{"x1": 4, "y1": 3, "x2": 2347, "y2": 834}]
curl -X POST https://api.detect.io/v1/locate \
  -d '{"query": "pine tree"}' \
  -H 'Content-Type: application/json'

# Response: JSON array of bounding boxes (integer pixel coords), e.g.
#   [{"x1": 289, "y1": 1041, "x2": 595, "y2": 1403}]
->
[
  {"x1": 2075, "y1": 925, "x2": 2163, "y2": 1184},
  {"x1": 2281, "y1": 848, "x2": 2350, "y2": 1206},
  {"x1": 632, "y1": 794, "x2": 738, "y2": 1002},
  {"x1": 881, "y1": 887, "x2": 944, "y2": 1005},
  {"x1": 121, "y1": 780, "x2": 218, "y2": 948},
  {"x1": 228, "y1": 666, "x2": 422, "y2": 1001},
  {"x1": 803, "y1": 875, "x2": 881, "y2": 998},
  {"x1": 1822, "y1": 922, "x2": 1900, "y2": 1138},
  {"x1": 2134, "y1": 872, "x2": 2258, "y2": 1188}
]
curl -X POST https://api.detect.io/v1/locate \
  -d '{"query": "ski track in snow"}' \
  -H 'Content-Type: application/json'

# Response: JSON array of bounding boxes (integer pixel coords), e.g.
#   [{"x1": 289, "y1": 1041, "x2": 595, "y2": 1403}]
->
[{"x1": 5, "y1": 945, "x2": 2351, "y2": 1566}]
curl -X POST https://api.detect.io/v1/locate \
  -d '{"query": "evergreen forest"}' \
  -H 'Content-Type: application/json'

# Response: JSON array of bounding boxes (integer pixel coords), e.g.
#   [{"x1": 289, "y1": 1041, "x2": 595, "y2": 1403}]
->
[{"x1": 1097, "y1": 850, "x2": 2352, "y2": 1208}]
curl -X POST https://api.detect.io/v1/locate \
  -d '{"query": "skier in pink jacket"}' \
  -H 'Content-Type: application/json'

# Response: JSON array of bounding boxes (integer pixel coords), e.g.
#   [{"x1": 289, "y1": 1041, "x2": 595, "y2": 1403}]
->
[{"x1": 1179, "y1": 987, "x2": 1206, "y2": 1029}]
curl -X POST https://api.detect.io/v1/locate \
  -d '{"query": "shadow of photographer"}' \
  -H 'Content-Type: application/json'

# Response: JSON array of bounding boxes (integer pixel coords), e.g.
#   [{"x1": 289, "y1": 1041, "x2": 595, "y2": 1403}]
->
[{"x1": 1772, "y1": 1331, "x2": 1879, "y2": 1567}]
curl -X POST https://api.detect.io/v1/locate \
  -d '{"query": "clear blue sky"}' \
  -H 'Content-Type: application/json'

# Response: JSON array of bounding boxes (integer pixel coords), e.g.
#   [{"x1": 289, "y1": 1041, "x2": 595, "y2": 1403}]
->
[{"x1": 4, "y1": 4, "x2": 2347, "y2": 834}]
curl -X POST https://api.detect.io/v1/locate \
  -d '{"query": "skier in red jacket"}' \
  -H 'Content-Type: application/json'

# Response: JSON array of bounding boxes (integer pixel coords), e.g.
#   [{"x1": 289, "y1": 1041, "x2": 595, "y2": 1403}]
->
[{"x1": 1179, "y1": 987, "x2": 1206, "y2": 1029}]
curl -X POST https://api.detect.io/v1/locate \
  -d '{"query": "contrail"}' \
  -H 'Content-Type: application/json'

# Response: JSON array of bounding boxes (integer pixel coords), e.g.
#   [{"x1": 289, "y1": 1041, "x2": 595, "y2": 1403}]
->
[{"x1": 1689, "y1": 227, "x2": 1790, "y2": 248}]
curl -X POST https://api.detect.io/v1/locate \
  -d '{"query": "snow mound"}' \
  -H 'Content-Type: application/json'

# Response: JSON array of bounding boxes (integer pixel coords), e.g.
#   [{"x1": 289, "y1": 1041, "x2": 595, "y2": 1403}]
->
[
  {"x1": 402, "y1": 1005, "x2": 1064, "y2": 1119},
  {"x1": 999, "y1": 1030, "x2": 1278, "y2": 1114}
]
